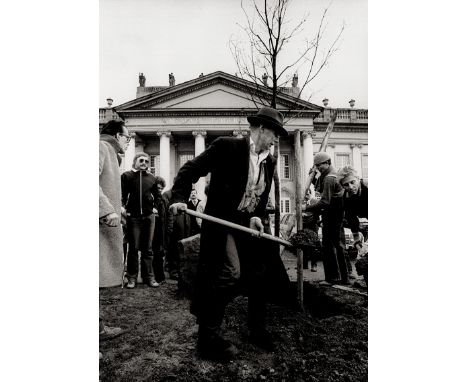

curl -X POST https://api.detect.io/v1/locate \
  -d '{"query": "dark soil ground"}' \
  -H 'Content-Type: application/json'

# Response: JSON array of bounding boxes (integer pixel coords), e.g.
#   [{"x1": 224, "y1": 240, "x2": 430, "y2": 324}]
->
[{"x1": 99, "y1": 279, "x2": 367, "y2": 382}]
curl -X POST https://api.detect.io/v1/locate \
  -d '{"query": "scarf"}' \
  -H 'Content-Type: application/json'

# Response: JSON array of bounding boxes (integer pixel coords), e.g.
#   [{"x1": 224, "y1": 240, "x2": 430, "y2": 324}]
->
[{"x1": 237, "y1": 160, "x2": 267, "y2": 213}]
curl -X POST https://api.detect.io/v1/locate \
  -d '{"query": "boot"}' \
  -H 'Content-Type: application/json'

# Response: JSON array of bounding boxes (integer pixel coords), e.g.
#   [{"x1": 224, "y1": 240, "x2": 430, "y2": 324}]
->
[{"x1": 197, "y1": 327, "x2": 238, "y2": 361}]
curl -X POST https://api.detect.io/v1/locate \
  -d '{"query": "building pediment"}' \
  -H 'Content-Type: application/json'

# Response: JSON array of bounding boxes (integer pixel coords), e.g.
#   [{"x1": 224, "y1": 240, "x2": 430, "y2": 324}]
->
[
  {"x1": 153, "y1": 86, "x2": 276, "y2": 109},
  {"x1": 115, "y1": 71, "x2": 323, "y2": 117}
]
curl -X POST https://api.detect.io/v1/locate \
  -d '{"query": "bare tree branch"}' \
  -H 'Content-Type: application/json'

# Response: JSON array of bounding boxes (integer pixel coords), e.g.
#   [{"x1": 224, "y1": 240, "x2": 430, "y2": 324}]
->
[{"x1": 231, "y1": 0, "x2": 344, "y2": 117}]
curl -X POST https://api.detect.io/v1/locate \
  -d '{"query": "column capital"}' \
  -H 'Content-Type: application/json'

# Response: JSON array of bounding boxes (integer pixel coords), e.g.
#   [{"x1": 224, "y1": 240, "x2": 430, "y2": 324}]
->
[
  {"x1": 301, "y1": 129, "x2": 315, "y2": 139},
  {"x1": 232, "y1": 129, "x2": 249, "y2": 138},
  {"x1": 156, "y1": 130, "x2": 171, "y2": 137},
  {"x1": 192, "y1": 130, "x2": 207, "y2": 137},
  {"x1": 357, "y1": 144, "x2": 363, "y2": 149},
  {"x1": 350, "y1": 143, "x2": 356, "y2": 149}
]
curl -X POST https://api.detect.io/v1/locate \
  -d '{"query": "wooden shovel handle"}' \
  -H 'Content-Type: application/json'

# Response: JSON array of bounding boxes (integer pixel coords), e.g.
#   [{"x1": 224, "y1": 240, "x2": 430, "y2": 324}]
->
[{"x1": 184, "y1": 209, "x2": 292, "y2": 247}]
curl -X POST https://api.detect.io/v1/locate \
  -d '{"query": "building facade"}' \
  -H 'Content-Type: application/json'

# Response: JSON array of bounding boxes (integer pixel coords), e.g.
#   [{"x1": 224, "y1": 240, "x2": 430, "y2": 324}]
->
[{"x1": 99, "y1": 71, "x2": 368, "y2": 215}]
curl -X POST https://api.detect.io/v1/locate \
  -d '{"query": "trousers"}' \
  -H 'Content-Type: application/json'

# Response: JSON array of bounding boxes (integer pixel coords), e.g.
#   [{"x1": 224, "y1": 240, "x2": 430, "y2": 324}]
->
[
  {"x1": 126, "y1": 214, "x2": 155, "y2": 281},
  {"x1": 197, "y1": 232, "x2": 267, "y2": 336},
  {"x1": 322, "y1": 209, "x2": 348, "y2": 283}
]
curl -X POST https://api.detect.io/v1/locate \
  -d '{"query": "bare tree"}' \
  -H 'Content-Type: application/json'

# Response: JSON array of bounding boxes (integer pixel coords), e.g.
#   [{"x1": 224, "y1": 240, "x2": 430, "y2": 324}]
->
[
  {"x1": 230, "y1": 0, "x2": 344, "y2": 237},
  {"x1": 230, "y1": 0, "x2": 344, "y2": 110}
]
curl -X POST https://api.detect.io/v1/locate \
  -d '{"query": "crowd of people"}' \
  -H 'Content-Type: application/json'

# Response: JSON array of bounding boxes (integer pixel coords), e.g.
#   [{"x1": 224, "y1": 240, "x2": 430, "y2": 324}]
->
[
  {"x1": 98, "y1": 120, "x2": 204, "y2": 352},
  {"x1": 99, "y1": 107, "x2": 368, "y2": 362},
  {"x1": 303, "y1": 152, "x2": 368, "y2": 285},
  {"x1": 120, "y1": 153, "x2": 205, "y2": 288}
]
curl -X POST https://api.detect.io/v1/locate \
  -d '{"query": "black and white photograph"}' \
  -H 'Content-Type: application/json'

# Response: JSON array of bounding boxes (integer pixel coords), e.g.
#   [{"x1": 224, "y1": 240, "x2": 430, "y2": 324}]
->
[
  {"x1": 4, "y1": 0, "x2": 467, "y2": 381},
  {"x1": 99, "y1": 0, "x2": 368, "y2": 380}
]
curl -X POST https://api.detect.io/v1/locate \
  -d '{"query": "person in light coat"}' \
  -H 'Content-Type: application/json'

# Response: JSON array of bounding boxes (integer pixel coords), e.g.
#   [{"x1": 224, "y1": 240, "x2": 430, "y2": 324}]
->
[
  {"x1": 99, "y1": 119, "x2": 131, "y2": 342},
  {"x1": 99, "y1": 120, "x2": 130, "y2": 287}
]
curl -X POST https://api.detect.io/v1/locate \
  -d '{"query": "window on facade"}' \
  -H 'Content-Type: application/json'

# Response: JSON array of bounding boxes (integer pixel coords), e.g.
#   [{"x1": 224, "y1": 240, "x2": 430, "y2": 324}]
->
[
  {"x1": 280, "y1": 198, "x2": 291, "y2": 214},
  {"x1": 280, "y1": 154, "x2": 291, "y2": 179},
  {"x1": 179, "y1": 154, "x2": 194, "y2": 169},
  {"x1": 335, "y1": 153, "x2": 351, "y2": 170},
  {"x1": 361, "y1": 154, "x2": 368, "y2": 181},
  {"x1": 149, "y1": 155, "x2": 160, "y2": 176}
]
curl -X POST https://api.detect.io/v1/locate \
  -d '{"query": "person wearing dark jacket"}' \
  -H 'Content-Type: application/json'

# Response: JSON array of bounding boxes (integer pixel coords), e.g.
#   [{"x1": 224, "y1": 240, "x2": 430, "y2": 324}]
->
[
  {"x1": 169, "y1": 107, "x2": 291, "y2": 361},
  {"x1": 337, "y1": 166, "x2": 368, "y2": 242},
  {"x1": 187, "y1": 189, "x2": 202, "y2": 236},
  {"x1": 305, "y1": 152, "x2": 348, "y2": 284},
  {"x1": 151, "y1": 176, "x2": 168, "y2": 283},
  {"x1": 121, "y1": 153, "x2": 161, "y2": 289},
  {"x1": 302, "y1": 188, "x2": 319, "y2": 272}
]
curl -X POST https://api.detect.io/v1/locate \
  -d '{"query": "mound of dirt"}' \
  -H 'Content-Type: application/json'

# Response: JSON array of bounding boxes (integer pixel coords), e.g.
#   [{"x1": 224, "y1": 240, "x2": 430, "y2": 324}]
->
[{"x1": 100, "y1": 281, "x2": 367, "y2": 381}]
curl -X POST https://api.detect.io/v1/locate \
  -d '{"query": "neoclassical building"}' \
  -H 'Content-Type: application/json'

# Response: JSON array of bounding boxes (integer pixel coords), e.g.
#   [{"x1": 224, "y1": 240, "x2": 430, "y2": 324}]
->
[{"x1": 99, "y1": 71, "x2": 367, "y2": 215}]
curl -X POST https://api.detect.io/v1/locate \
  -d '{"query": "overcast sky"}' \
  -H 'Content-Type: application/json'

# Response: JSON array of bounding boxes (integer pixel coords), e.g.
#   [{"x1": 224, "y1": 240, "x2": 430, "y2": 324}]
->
[{"x1": 100, "y1": 0, "x2": 367, "y2": 108}]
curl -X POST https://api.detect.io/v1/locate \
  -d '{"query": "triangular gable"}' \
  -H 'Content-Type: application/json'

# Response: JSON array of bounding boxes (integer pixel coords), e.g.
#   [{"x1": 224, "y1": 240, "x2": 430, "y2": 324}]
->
[
  {"x1": 116, "y1": 71, "x2": 322, "y2": 113},
  {"x1": 149, "y1": 84, "x2": 291, "y2": 110}
]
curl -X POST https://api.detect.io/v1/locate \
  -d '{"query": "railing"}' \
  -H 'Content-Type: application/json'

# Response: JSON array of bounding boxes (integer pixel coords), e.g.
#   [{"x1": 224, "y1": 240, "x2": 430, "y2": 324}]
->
[
  {"x1": 336, "y1": 109, "x2": 351, "y2": 119},
  {"x1": 144, "y1": 86, "x2": 166, "y2": 92},
  {"x1": 316, "y1": 108, "x2": 367, "y2": 122},
  {"x1": 356, "y1": 110, "x2": 368, "y2": 120},
  {"x1": 136, "y1": 86, "x2": 167, "y2": 98},
  {"x1": 99, "y1": 108, "x2": 122, "y2": 123}
]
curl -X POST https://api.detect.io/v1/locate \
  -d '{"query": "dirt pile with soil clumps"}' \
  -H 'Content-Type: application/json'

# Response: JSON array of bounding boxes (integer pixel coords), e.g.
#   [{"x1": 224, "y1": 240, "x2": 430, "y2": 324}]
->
[{"x1": 100, "y1": 281, "x2": 367, "y2": 381}]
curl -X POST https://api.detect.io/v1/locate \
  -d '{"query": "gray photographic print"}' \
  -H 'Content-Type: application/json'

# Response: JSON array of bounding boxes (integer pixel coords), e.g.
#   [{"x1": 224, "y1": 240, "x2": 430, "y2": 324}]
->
[{"x1": 99, "y1": 1, "x2": 367, "y2": 380}]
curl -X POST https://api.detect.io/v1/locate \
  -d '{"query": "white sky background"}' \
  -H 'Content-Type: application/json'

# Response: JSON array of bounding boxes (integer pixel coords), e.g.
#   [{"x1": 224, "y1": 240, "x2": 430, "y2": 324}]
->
[{"x1": 100, "y1": 0, "x2": 367, "y2": 108}]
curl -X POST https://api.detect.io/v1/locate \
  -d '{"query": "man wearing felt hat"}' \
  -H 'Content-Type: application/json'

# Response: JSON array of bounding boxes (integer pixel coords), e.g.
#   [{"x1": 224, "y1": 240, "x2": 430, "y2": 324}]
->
[{"x1": 169, "y1": 106, "x2": 291, "y2": 361}]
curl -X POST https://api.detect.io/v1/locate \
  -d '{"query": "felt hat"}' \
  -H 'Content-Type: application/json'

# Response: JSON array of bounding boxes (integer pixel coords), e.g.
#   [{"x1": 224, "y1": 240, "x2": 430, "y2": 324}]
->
[{"x1": 247, "y1": 107, "x2": 288, "y2": 137}]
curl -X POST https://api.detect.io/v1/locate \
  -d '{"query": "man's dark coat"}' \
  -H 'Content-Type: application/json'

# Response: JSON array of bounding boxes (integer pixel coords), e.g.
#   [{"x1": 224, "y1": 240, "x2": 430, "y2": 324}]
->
[
  {"x1": 171, "y1": 136, "x2": 290, "y2": 314},
  {"x1": 343, "y1": 180, "x2": 368, "y2": 235}
]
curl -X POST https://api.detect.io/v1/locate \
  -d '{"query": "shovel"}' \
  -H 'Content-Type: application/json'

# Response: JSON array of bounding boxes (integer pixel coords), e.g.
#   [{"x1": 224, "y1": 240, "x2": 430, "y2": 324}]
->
[{"x1": 184, "y1": 209, "x2": 294, "y2": 247}]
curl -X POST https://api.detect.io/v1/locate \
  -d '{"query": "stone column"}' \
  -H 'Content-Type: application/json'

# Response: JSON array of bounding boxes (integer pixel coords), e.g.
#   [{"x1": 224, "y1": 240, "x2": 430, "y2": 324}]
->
[
  {"x1": 192, "y1": 130, "x2": 207, "y2": 199},
  {"x1": 350, "y1": 144, "x2": 363, "y2": 178},
  {"x1": 157, "y1": 131, "x2": 171, "y2": 191},
  {"x1": 302, "y1": 129, "x2": 315, "y2": 175},
  {"x1": 123, "y1": 133, "x2": 136, "y2": 172},
  {"x1": 301, "y1": 130, "x2": 315, "y2": 193}
]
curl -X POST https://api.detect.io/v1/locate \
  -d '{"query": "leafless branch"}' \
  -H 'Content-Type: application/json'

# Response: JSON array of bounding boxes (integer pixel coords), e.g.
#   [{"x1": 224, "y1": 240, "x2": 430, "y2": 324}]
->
[{"x1": 231, "y1": 0, "x2": 344, "y2": 114}]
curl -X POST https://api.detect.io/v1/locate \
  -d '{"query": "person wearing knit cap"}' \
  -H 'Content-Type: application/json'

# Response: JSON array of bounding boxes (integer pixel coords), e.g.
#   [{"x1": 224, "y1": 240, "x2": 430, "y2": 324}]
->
[
  {"x1": 121, "y1": 152, "x2": 162, "y2": 288},
  {"x1": 305, "y1": 152, "x2": 348, "y2": 285}
]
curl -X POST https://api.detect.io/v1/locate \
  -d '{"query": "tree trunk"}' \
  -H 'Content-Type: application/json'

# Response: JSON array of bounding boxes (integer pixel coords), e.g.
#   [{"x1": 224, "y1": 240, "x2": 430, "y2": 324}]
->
[
  {"x1": 271, "y1": 52, "x2": 279, "y2": 235},
  {"x1": 273, "y1": 140, "x2": 280, "y2": 237},
  {"x1": 271, "y1": 54, "x2": 277, "y2": 108},
  {"x1": 294, "y1": 130, "x2": 304, "y2": 311}
]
